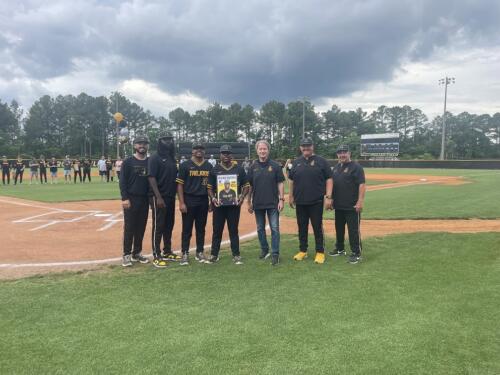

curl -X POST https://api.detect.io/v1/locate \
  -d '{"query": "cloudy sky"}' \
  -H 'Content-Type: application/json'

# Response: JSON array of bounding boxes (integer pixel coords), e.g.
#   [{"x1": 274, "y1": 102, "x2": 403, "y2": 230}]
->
[{"x1": 1, "y1": 0, "x2": 499, "y2": 118}]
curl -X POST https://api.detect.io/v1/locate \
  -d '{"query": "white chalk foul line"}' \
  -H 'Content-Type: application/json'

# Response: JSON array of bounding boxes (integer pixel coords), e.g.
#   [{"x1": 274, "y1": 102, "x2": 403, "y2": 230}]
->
[{"x1": 0, "y1": 229, "x2": 261, "y2": 268}]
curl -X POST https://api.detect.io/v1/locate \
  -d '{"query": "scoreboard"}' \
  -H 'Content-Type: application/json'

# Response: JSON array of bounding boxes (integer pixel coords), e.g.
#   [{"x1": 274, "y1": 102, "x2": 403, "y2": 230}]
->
[{"x1": 360, "y1": 133, "x2": 399, "y2": 157}]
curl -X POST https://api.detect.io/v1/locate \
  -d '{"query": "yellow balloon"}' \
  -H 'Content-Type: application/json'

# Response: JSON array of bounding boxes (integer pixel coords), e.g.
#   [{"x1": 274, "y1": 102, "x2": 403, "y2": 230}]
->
[{"x1": 113, "y1": 112, "x2": 124, "y2": 123}]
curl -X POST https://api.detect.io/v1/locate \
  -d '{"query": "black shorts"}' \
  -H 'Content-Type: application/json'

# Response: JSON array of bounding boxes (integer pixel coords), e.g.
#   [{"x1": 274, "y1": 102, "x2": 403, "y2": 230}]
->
[{"x1": 99, "y1": 171, "x2": 106, "y2": 176}]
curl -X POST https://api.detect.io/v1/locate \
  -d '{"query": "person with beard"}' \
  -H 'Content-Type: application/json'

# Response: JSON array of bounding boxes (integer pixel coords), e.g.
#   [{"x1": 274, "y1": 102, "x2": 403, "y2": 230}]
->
[
  {"x1": 120, "y1": 135, "x2": 151, "y2": 267},
  {"x1": 329, "y1": 144, "x2": 366, "y2": 264},
  {"x1": 176, "y1": 143, "x2": 213, "y2": 265},
  {"x1": 288, "y1": 137, "x2": 333, "y2": 264},
  {"x1": 206, "y1": 145, "x2": 250, "y2": 265},
  {"x1": 148, "y1": 133, "x2": 180, "y2": 268},
  {"x1": 39, "y1": 156, "x2": 48, "y2": 184}
]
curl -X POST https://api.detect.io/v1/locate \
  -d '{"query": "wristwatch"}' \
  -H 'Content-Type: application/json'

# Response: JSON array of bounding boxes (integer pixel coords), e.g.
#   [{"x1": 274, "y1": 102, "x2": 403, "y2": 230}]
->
[
  {"x1": 324, "y1": 195, "x2": 332, "y2": 199},
  {"x1": 279, "y1": 197, "x2": 285, "y2": 201}
]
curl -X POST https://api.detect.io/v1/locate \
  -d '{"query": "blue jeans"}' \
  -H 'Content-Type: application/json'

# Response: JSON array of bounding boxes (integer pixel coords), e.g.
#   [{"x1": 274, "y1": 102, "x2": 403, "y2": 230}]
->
[{"x1": 254, "y1": 208, "x2": 280, "y2": 255}]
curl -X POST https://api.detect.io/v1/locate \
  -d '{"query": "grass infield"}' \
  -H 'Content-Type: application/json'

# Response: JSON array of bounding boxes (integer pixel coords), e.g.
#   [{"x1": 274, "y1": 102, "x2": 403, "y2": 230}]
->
[{"x1": 1, "y1": 233, "x2": 499, "y2": 374}]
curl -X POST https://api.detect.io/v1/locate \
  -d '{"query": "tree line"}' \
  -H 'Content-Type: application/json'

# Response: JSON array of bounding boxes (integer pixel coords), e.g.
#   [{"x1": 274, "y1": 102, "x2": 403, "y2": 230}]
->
[{"x1": 1, "y1": 92, "x2": 499, "y2": 160}]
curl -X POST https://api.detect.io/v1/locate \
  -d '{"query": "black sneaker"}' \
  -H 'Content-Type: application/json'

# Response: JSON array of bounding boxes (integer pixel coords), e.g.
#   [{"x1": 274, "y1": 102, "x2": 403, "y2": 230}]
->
[
  {"x1": 195, "y1": 252, "x2": 206, "y2": 263},
  {"x1": 131, "y1": 254, "x2": 149, "y2": 264},
  {"x1": 271, "y1": 254, "x2": 280, "y2": 266},
  {"x1": 348, "y1": 254, "x2": 361, "y2": 264},
  {"x1": 205, "y1": 255, "x2": 219, "y2": 264},
  {"x1": 259, "y1": 251, "x2": 270, "y2": 260},
  {"x1": 328, "y1": 249, "x2": 346, "y2": 257},
  {"x1": 122, "y1": 255, "x2": 132, "y2": 267},
  {"x1": 180, "y1": 253, "x2": 189, "y2": 266}
]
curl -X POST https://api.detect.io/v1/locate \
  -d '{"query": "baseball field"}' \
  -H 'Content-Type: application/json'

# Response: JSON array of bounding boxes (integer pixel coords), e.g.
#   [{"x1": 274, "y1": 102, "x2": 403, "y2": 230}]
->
[{"x1": 1, "y1": 168, "x2": 499, "y2": 374}]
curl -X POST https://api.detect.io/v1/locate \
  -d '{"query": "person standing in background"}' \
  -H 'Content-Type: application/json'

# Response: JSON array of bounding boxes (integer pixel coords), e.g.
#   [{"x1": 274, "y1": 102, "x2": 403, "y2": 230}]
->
[
  {"x1": 39, "y1": 156, "x2": 47, "y2": 184},
  {"x1": 63, "y1": 155, "x2": 72, "y2": 184},
  {"x1": 98, "y1": 156, "x2": 106, "y2": 182},
  {"x1": 73, "y1": 158, "x2": 82, "y2": 183},
  {"x1": 82, "y1": 157, "x2": 92, "y2": 183},
  {"x1": 115, "y1": 157, "x2": 123, "y2": 181},
  {"x1": 14, "y1": 157, "x2": 24, "y2": 185},
  {"x1": 106, "y1": 156, "x2": 113, "y2": 182},
  {"x1": 1, "y1": 156, "x2": 10, "y2": 185},
  {"x1": 208, "y1": 154, "x2": 216, "y2": 167},
  {"x1": 49, "y1": 157, "x2": 58, "y2": 184},
  {"x1": 29, "y1": 157, "x2": 39, "y2": 184}
]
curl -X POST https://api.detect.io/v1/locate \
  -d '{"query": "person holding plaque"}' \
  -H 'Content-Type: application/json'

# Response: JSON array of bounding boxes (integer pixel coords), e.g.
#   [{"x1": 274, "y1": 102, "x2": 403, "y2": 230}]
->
[{"x1": 206, "y1": 144, "x2": 250, "y2": 265}]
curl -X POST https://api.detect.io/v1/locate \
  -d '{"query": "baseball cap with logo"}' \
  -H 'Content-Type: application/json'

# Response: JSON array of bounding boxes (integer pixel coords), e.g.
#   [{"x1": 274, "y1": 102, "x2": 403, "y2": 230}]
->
[
  {"x1": 220, "y1": 144, "x2": 232, "y2": 153},
  {"x1": 336, "y1": 144, "x2": 350, "y2": 153},
  {"x1": 299, "y1": 137, "x2": 313, "y2": 146}
]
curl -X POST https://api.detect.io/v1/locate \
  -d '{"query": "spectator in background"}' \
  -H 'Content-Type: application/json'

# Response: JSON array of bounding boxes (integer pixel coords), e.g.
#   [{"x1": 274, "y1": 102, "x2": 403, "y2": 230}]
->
[
  {"x1": 63, "y1": 155, "x2": 72, "y2": 184},
  {"x1": 73, "y1": 158, "x2": 82, "y2": 183},
  {"x1": 115, "y1": 156, "x2": 123, "y2": 181},
  {"x1": 1, "y1": 156, "x2": 10, "y2": 185},
  {"x1": 242, "y1": 156, "x2": 251, "y2": 175},
  {"x1": 14, "y1": 157, "x2": 24, "y2": 185},
  {"x1": 208, "y1": 154, "x2": 216, "y2": 167},
  {"x1": 49, "y1": 157, "x2": 58, "y2": 184},
  {"x1": 179, "y1": 155, "x2": 186, "y2": 164},
  {"x1": 39, "y1": 155, "x2": 47, "y2": 184},
  {"x1": 29, "y1": 157, "x2": 39, "y2": 184},
  {"x1": 106, "y1": 156, "x2": 113, "y2": 182},
  {"x1": 98, "y1": 156, "x2": 106, "y2": 182}
]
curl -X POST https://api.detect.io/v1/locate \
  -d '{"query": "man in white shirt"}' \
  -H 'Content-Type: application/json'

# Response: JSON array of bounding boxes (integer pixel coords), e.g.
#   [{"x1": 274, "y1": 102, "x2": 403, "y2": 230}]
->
[{"x1": 97, "y1": 156, "x2": 107, "y2": 182}]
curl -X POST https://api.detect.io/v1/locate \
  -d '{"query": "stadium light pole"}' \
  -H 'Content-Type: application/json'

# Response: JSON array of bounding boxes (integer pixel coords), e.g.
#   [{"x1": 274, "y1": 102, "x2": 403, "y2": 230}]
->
[
  {"x1": 438, "y1": 77, "x2": 455, "y2": 160},
  {"x1": 302, "y1": 97, "x2": 308, "y2": 138}
]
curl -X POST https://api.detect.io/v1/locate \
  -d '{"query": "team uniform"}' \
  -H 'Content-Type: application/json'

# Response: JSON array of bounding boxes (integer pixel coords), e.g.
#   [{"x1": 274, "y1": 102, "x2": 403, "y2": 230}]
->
[
  {"x1": 148, "y1": 153, "x2": 178, "y2": 260},
  {"x1": 1, "y1": 159, "x2": 10, "y2": 185},
  {"x1": 207, "y1": 163, "x2": 249, "y2": 259},
  {"x1": 29, "y1": 160, "x2": 39, "y2": 182},
  {"x1": 14, "y1": 160, "x2": 24, "y2": 185},
  {"x1": 82, "y1": 159, "x2": 91, "y2": 182},
  {"x1": 39, "y1": 159, "x2": 47, "y2": 183},
  {"x1": 289, "y1": 155, "x2": 333, "y2": 254},
  {"x1": 120, "y1": 156, "x2": 150, "y2": 260},
  {"x1": 176, "y1": 159, "x2": 212, "y2": 258},
  {"x1": 247, "y1": 159, "x2": 285, "y2": 259},
  {"x1": 49, "y1": 161, "x2": 58, "y2": 179},
  {"x1": 105, "y1": 159, "x2": 113, "y2": 182},
  {"x1": 332, "y1": 161, "x2": 365, "y2": 258}
]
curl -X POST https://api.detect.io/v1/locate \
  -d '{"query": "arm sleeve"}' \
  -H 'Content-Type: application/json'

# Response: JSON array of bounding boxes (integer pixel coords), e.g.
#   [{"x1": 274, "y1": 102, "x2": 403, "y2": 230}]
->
[
  {"x1": 275, "y1": 162, "x2": 285, "y2": 183},
  {"x1": 148, "y1": 155, "x2": 158, "y2": 178},
  {"x1": 207, "y1": 169, "x2": 216, "y2": 191},
  {"x1": 176, "y1": 163, "x2": 187, "y2": 184},
  {"x1": 354, "y1": 165, "x2": 366, "y2": 184},
  {"x1": 119, "y1": 159, "x2": 129, "y2": 200},
  {"x1": 321, "y1": 158, "x2": 333, "y2": 179},
  {"x1": 246, "y1": 164, "x2": 254, "y2": 187}
]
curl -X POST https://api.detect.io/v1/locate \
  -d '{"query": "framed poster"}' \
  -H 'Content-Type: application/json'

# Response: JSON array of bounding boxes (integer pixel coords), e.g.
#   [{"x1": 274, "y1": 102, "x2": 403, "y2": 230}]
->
[{"x1": 217, "y1": 174, "x2": 238, "y2": 206}]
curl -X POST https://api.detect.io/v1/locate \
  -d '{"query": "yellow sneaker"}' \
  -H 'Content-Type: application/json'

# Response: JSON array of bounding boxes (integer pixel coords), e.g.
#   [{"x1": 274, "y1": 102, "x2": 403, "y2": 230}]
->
[
  {"x1": 293, "y1": 251, "x2": 308, "y2": 261},
  {"x1": 153, "y1": 258, "x2": 168, "y2": 268},
  {"x1": 314, "y1": 252, "x2": 325, "y2": 264}
]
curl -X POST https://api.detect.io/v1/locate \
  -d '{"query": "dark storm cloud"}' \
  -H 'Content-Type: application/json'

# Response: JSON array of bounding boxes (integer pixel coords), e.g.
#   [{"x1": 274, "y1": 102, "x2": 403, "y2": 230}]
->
[{"x1": 1, "y1": 0, "x2": 500, "y2": 105}]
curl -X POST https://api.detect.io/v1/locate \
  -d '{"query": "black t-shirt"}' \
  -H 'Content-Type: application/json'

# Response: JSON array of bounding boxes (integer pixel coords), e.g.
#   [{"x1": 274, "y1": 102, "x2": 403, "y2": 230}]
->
[
  {"x1": 247, "y1": 159, "x2": 285, "y2": 210},
  {"x1": 289, "y1": 155, "x2": 333, "y2": 205},
  {"x1": 105, "y1": 160, "x2": 113, "y2": 171},
  {"x1": 208, "y1": 163, "x2": 249, "y2": 205},
  {"x1": 39, "y1": 160, "x2": 47, "y2": 171},
  {"x1": 119, "y1": 156, "x2": 149, "y2": 199},
  {"x1": 82, "y1": 160, "x2": 91, "y2": 170},
  {"x1": 332, "y1": 161, "x2": 365, "y2": 210},
  {"x1": 148, "y1": 153, "x2": 178, "y2": 198},
  {"x1": 49, "y1": 161, "x2": 58, "y2": 173},
  {"x1": 176, "y1": 159, "x2": 212, "y2": 206},
  {"x1": 1, "y1": 160, "x2": 9, "y2": 171}
]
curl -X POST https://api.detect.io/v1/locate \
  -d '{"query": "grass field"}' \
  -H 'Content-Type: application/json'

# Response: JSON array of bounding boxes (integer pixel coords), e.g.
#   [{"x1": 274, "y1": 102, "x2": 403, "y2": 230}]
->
[
  {"x1": 283, "y1": 168, "x2": 500, "y2": 220},
  {"x1": 1, "y1": 233, "x2": 499, "y2": 374}
]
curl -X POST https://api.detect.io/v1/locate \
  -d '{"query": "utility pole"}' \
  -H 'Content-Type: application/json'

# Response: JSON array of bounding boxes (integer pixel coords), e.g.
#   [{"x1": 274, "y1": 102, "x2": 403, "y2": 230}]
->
[
  {"x1": 438, "y1": 77, "x2": 455, "y2": 160},
  {"x1": 302, "y1": 97, "x2": 306, "y2": 138}
]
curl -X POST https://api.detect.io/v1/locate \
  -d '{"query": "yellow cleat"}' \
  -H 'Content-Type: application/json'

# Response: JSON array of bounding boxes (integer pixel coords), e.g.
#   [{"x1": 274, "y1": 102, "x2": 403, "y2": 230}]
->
[
  {"x1": 314, "y1": 252, "x2": 325, "y2": 264},
  {"x1": 293, "y1": 251, "x2": 308, "y2": 261}
]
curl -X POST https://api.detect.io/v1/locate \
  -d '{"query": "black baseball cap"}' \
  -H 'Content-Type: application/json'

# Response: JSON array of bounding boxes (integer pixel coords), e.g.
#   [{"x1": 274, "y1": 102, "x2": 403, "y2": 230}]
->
[
  {"x1": 158, "y1": 132, "x2": 173, "y2": 140},
  {"x1": 220, "y1": 144, "x2": 232, "y2": 153},
  {"x1": 300, "y1": 137, "x2": 313, "y2": 146},
  {"x1": 336, "y1": 144, "x2": 350, "y2": 153},
  {"x1": 192, "y1": 143, "x2": 205, "y2": 150},
  {"x1": 134, "y1": 135, "x2": 150, "y2": 144}
]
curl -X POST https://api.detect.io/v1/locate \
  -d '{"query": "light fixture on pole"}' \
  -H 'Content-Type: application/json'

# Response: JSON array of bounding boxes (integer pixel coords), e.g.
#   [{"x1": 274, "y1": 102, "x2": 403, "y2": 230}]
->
[{"x1": 438, "y1": 77, "x2": 455, "y2": 160}]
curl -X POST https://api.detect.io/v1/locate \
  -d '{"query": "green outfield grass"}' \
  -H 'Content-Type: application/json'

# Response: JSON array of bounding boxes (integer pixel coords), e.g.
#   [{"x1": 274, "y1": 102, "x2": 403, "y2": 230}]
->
[
  {"x1": 0, "y1": 179, "x2": 120, "y2": 202},
  {"x1": 283, "y1": 168, "x2": 500, "y2": 220},
  {"x1": 1, "y1": 233, "x2": 499, "y2": 374}
]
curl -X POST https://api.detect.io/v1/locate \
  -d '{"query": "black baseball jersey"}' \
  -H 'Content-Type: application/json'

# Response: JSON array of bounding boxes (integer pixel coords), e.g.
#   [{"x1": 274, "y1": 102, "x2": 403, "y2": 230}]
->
[
  {"x1": 39, "y1": 160, "x2": 47, "y2": 171},
  {"x1": 49, "y1": 161, "x2": 58, "y2": 173},
  {"x1": 1, "y1": 160, "x2": 9, "y2": 171},
  {"x1": 148, "y1": 153, "x2": 178, "y2": 198},
  {"x1": 332, "y1": 161, "x2": 365, "y2": 210},
  {"x1": 288, "y1": 155, "x2": 333, "y2": 205},
  {"x1": 218, "y1": 189, "x2": 237, "y2": 205},
  {"x1": 247, "y1": 159, "x2": 285, "y2": 210},
  {"x1": 119, "y1": 156, "x2": 149, "y2": 199},
  {"x1": 15, "y1": 161, "x2": 24, "y2": 172},
  {"x1": 82, "y1": 160, "x2": 91, "y2": 170},
  {"x1": 176, "y1": 159, "x2": 212, "y2": 206},
  {"x1": 105, "y1": 160, "x2": 113, "y2": 171},
  {"x1": 208, "y1": 163, "x2": 249, "y2": 201}
]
